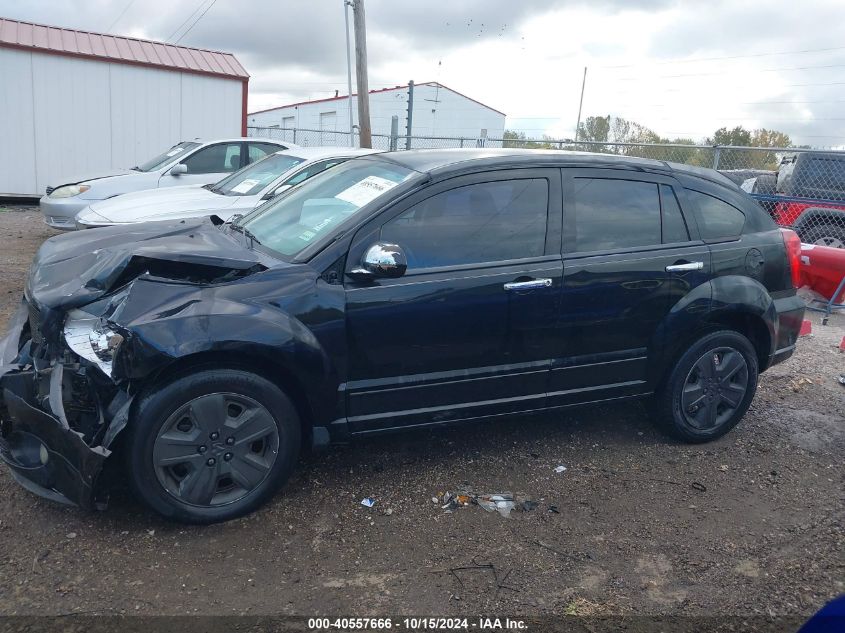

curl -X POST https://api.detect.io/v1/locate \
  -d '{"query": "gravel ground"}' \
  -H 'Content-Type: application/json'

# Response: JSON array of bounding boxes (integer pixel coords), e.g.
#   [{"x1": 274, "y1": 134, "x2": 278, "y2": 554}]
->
[{"x1": 0, "y1": 208, "x2": 842, "y2": 619}]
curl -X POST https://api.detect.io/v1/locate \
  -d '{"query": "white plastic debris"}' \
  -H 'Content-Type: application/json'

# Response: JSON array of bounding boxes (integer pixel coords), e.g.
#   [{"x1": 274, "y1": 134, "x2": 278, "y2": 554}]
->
[
  {"x1": 360, "y1": 497, "x2": 375, "y2": 508},
  {"x1": 554, "y1": 465, "x2": 567, "y2": 473}
]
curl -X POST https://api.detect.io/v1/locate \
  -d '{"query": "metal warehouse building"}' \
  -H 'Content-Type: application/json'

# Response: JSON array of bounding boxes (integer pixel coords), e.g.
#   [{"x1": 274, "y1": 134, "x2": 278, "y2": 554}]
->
[
  {"x1": 0, "y1": 17, "x2": 249, "y2": 197},
  {"x1": 248, "y1": 82, "x2": 505, "y2": 147}
]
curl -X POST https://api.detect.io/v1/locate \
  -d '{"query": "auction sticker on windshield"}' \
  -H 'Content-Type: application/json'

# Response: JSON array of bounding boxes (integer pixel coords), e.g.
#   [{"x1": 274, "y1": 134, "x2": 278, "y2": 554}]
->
[
  {"x1": 166, "y1": 147, "x2": 185, "y2": 157},
  {"x1": 335, "y1": 176, "x2": 399, "y2": 208},
  {"x1": 231, "y1": 178, "x2": 261, "y2": 194}
]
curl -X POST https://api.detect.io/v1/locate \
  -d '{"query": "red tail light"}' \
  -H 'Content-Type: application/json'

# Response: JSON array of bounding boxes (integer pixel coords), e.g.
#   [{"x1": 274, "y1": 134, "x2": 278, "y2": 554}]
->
[{"x1": 780, "y1": 228, "x2": 802, "y2": 288}]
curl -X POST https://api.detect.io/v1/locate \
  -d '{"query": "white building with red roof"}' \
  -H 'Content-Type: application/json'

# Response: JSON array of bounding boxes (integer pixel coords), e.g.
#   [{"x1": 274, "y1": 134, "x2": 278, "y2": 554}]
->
[
  {"x1": 248, "y1": 82, "x2": 505, "y2": 148},
  {"x1": 0, "y1": 17, "x2": 249, "y2": 196}
]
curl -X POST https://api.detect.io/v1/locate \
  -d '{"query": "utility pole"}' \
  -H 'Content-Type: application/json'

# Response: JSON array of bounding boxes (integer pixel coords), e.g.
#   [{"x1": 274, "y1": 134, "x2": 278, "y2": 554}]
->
[
  {"x1": 343, "y1": 0, "x2": 355, "y2": 147},
  {"x1": 405, "y1": 80, "x2": 415, "y2": 150},
  {"x1": 574, "y1": 66, "x2": 587, "y2": 142},
  {"x1": 352, "y1": 0, "x2": 371, "y2": 148}
]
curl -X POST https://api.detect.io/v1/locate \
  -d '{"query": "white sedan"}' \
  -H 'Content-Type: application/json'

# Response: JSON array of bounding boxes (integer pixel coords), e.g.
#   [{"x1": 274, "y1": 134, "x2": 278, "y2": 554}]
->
[
  {"x1": 40, "y1": 138, "x2": 294, "y2": 230},
  {"x1": 74, "y1": 147, "x2": 377, "y2": 229}
]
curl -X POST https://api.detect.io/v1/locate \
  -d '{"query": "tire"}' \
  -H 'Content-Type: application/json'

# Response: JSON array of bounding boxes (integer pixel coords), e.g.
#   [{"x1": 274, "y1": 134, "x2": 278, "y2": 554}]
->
[
  {"x1": 798, "y1": 223, "x2": 845, "y2": 249},
  {"x1": 652, "y1": 330, "x2": 759, "y2": 443},
  {"x1": 125, "y1": 369, "x2": 301, "y2": 523}
]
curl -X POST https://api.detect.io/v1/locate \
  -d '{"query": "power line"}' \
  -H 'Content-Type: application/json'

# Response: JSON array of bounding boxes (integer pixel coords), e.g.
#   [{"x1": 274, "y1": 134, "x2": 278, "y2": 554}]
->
[
  {"x1": 166, "y1": 0, "x2": 211, "y2": 42},
  {"x1": 175, "y1": 0, "x2": 219, "y2": 44},
  {"x1": 106, "y1": 0, "x2": 136, "y2": 32},
  {"x1": 600, "y1": 44, "x2": 845, "y2": 69}
]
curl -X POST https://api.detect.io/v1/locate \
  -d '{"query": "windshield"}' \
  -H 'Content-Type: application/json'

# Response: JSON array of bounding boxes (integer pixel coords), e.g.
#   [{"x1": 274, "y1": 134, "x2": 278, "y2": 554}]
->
[
  {"x1": 213, "y1": 153, "x2": 306, "y2": 196},
  {"x1": 239, "y1": 158, "x2": 415, "y2": 258},
  {"x1": 135, "y1": 142, "x2": 201, "y2": 172}
]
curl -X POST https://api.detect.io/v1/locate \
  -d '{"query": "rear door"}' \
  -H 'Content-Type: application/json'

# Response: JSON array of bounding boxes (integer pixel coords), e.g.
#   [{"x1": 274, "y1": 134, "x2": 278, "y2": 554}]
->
[
  {"x1": 343, "y1": 169, "x2": 563, "y2": 432},
  {"x1": 547, "y1": 168, "x2": 711, "y2": 407}
]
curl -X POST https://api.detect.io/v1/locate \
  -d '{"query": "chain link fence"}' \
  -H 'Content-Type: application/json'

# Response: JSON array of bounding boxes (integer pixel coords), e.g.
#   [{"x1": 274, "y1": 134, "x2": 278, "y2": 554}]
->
[{"x1": 249, "y1": 126, "x2": 845, "y2": 248}]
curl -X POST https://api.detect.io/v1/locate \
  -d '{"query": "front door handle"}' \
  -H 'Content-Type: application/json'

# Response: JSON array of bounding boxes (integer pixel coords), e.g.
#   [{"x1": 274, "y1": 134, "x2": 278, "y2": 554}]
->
[
  {"x1": 503, "y1": 278, "x2": 553, "y2": 291},
  {"x1": 665, "y1": 261, "x2": 704, "y2": 273}
]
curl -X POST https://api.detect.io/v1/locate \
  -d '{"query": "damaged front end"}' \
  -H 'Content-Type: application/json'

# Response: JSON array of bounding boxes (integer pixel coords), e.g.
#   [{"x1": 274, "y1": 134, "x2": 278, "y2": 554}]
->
[
  {"x1": 0, "y1": 297, "x2": 133, "y2": 509},
  {"x1": 0, "y1": 218, "x2": 272, "y2": 509}
]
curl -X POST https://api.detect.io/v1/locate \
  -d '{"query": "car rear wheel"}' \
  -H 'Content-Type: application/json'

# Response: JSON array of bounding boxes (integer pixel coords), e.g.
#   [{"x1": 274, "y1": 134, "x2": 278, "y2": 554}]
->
[
  {"x1": 126, "y1": 368, "x2": 300, "y2": 523},
  {"x1": 799, "y1": 223, "x2": 845, "y2": 249},
  {"x1": 652, "y1": 330, "x2": 759, "y2": 443}
]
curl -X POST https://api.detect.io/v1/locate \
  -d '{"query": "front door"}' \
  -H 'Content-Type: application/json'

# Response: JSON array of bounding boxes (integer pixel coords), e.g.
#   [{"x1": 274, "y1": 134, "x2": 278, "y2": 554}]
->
[
  {"x1": 158, "y1": 142, "x2": 245, "y2": 187},
  {"x1": 547, "y1": 169, "x2": 711, "y2": 407},
  {"x1": 344, "y1": 169, "x2": 563, "y2": 432}
]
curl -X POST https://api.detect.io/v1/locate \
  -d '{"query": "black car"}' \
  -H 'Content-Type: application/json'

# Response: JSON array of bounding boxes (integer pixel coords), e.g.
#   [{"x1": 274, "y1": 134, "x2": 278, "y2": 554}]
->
[{"x1": 0, "y1": 149, "x2": 806, "y2": 523}]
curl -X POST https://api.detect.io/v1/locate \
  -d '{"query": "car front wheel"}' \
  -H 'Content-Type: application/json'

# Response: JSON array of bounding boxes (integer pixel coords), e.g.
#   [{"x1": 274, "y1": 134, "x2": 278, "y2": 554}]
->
[
  {"x1": 126, "y1": 368, "x2": 301, "y2": 523},
  {"x1": 653, "y1": 330, "x2": 759, "y2": 443}
]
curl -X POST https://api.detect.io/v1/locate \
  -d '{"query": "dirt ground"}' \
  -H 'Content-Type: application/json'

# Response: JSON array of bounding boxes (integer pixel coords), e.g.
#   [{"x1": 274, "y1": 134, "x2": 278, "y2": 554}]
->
[{"x1": 0, "y1": 206, "x2": 842, "y2": 619}]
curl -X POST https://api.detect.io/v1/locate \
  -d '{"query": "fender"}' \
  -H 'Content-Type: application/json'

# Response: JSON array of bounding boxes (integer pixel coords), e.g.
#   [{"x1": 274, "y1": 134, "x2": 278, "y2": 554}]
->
[
  {"x1": 110, "y1": 278, "x2": 344, "y2": 429},
  {"x1": 708, "y1": 274, "x2": 777, "y2": 358},
  {"x1": 792, "y1": 207, "x2": 845, "y2": 231}
]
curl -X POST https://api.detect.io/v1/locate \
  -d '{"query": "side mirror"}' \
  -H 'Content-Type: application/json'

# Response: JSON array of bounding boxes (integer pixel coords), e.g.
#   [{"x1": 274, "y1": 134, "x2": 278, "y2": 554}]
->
[
  {"x1": 170, "y1": 163, "x2": 188, "y2": 176},
  {"x1": 349, "y1": 243, "x2": 407, "y2": 280},
  {"x1": 261, "y1": 183, "x2": 292, "y2": 200}
]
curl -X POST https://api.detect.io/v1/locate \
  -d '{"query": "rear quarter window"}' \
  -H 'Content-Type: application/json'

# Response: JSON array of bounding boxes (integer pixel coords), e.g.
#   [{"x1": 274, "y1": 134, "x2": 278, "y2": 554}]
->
[{"x1": 687, "y1": 190, "x2": 745, "y2": 240}]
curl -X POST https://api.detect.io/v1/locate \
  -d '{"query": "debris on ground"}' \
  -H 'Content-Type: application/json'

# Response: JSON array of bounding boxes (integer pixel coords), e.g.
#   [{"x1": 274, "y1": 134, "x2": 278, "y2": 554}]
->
[
  {"x1": 838, "y1": 374, "x2": 845, "y2": 386},
  {"x1": 554, "y1": 465, "x2": 567, "y2": 473},
  {"x1": 788, "y1": 376, "x2": 813, "y2": 392},
  {"x1": 360, "y1": 497, "x2": 375, "y2": 508},
  {"x1": 433, "y1": 491, "x2": 541, "y2": 517}
]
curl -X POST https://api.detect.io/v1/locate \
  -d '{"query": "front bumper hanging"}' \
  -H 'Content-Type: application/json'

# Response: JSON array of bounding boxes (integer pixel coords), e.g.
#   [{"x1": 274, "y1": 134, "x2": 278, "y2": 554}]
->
[{"x1": 0, "y1": 300, "x2": 131, "y2": 509}]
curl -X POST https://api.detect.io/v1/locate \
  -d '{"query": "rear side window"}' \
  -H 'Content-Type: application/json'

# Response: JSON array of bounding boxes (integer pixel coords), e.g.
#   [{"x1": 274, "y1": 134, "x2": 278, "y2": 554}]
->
[
  {"x1": 687, "y1": 190, "x2": 745, "y2": 240},
  {"x1": 660, "y1": 185, "x2": 690, "y2": 243},
  {"x1": 381, "y1": 179, "x2": 549, "y2": 269},
  {"x1": 573, "y1": 178, "x2": 661, "y2": 251}
]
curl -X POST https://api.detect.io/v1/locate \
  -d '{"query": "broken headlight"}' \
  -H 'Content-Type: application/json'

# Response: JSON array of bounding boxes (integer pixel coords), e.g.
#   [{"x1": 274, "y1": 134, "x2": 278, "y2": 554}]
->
[{"x1": 63, "y1": 309, "x2": 124, "y2": 376}]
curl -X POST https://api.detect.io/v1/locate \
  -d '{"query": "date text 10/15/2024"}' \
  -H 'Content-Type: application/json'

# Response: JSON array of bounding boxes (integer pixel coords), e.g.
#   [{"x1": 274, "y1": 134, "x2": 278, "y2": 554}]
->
[{"x1": 308, "y1": 617, "x2": 528, "y2": 630}]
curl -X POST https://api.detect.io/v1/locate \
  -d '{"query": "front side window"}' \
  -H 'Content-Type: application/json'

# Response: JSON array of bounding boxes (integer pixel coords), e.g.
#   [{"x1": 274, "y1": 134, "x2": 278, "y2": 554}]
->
[
  {"x1": 182, "y1": 143, "x2": 242, "y2": 174},
  {"x1": 573, "y1": 178, "x2": 661, "y2": 252},
  {"x1": 213, "y1": 153, "x2": 305, "y2": 196},
  {"x1": 284, "y1": 158, "x2": 349, "y2": 187},
  {"x1": 380, "y1": 179, "x2": 549, "y2": 269},
  {"x1": 240, "y1": 158, "x2": 414, "y2": 259},
  {"x1": 135, "y1": 141, "x2": 200, "y2": 172},
  {"x1": 688, "y1": 190, "x2": 745, "y2": 240}
]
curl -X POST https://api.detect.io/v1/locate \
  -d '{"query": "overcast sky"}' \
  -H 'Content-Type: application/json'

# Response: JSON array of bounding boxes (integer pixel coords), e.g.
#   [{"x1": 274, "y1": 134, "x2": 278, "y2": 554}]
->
[{"x1": 3, "y1": 0, "x2": 845, "y2": 146}]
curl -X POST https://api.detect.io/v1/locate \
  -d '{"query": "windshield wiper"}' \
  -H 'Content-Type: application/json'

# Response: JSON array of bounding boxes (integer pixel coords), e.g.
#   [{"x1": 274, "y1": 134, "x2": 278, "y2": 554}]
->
[
  {"x1": 203, "y1": 184, "x2": 224, "y2": 194},
  {"x1": 130, "y1": 166, "x2": 141, "y2": 171},
  {"x1": 228, "y1": 222, "x2": 262, "y2": 249}
]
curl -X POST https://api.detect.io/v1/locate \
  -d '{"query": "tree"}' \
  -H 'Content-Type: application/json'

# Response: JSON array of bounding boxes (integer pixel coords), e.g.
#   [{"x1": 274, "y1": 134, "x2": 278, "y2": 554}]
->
[
  {"x1": 705, "y1": 126, "x2": 753, "y2": 147},
  {"x1": 577, "y1": 115, "x2": 610, "y2": 143}
]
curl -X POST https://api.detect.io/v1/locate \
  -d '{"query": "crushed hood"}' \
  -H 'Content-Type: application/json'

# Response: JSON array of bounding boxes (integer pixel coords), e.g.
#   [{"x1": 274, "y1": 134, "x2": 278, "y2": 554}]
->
[
  {"x1": 27, "y1": 217, "x2": 266, "y2": 311},
  {"x1": 86, "y1": 185, "x2": 240, "y2": 222}
]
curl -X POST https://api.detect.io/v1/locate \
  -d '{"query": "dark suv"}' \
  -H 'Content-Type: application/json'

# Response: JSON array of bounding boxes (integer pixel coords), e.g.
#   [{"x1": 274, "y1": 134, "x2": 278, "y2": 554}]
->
[
  {"x1": 772, "y1": 151, "x2": 845, "y2": 247},
  {"x1": 0, "y1": 149, "x2": 805, "y2": 523}
]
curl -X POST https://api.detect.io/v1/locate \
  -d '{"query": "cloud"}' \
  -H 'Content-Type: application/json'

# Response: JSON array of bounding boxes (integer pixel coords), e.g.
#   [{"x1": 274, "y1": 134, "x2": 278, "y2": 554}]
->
[{"x1": 1, "y1": 0, "x2": 843, "y2": 144}]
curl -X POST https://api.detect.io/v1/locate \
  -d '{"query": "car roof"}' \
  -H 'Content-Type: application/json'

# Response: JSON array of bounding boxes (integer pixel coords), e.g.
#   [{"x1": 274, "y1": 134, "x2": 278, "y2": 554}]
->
[
  {"x1": 274, "y1": 146, "x2": 378, "y2": 160},
  {"x1": 178, "y1": 138, "x2": 292, "y2": 146},
  {"x1": 376, "y1": 148, "x2": 736, "y2": 188}
]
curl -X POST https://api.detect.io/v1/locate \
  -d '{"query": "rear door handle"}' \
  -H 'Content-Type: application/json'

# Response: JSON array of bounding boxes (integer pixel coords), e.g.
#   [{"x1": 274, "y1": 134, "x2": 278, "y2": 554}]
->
[
  {"x1": 665, "y1": 261, "x2": 704, "y2": 273},
  {"x1": 503, "y1": 278, "x2": 553, "y2": 291}
]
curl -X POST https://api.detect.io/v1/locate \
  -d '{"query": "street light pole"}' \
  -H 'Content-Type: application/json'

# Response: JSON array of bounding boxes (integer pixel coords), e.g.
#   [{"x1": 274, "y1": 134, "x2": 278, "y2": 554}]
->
[{"x1": 343, "y1": 0, "x2": 355, "y2": 147}]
